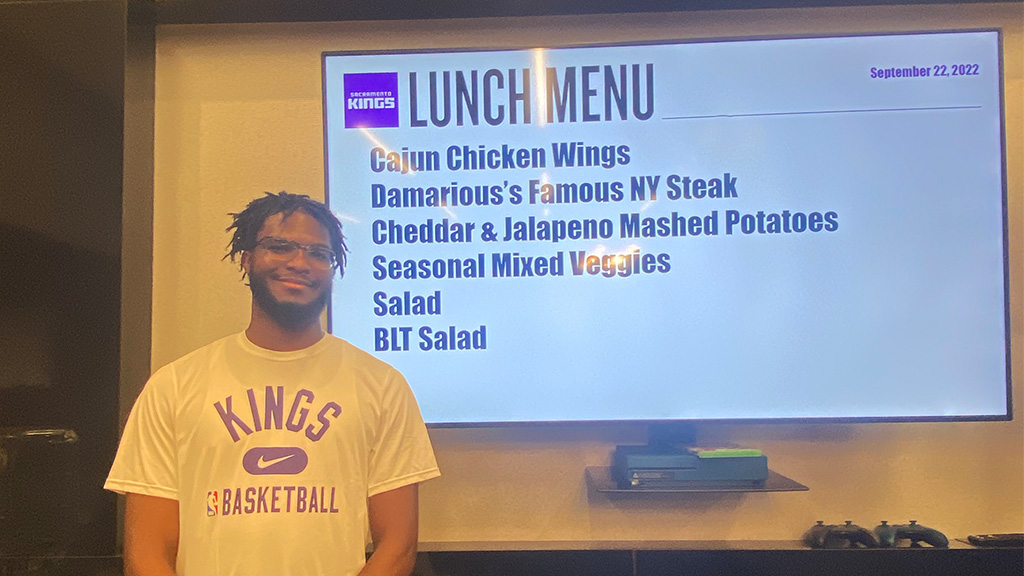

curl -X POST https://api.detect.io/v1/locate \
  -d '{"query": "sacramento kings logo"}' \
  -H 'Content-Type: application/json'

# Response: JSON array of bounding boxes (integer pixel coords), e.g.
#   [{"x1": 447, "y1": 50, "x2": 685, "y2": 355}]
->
[{"x1": 343, "y1": 72, "x2": 399, "y2": 128}]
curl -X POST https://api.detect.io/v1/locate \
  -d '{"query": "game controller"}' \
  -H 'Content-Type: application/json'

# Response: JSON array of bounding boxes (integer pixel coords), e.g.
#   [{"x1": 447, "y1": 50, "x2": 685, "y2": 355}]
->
[
  {"x1": 874, "y1": 520, "x2": 948, "y2": 548},
  {"x1": 804, "y1": 520, "x2": 880, "y2": 548}
]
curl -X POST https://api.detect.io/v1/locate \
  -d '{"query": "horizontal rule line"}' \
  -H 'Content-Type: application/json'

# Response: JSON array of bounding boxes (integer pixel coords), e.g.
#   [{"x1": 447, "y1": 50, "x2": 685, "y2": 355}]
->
[{"x1": 663, "y1": 105, "x2": 982, "y2": 120}]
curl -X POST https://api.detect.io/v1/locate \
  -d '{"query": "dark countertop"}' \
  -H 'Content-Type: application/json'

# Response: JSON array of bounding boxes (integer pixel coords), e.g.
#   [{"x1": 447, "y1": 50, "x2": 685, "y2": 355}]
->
[{"x1": 4, "y1": 543, "x2": 1020, "y2": 576}]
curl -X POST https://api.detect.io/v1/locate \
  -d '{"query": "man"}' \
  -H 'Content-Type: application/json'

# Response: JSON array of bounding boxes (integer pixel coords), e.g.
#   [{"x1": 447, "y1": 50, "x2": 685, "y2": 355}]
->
[{"x1": 106, "y1": 192, "x2": 439, "y2": 576}]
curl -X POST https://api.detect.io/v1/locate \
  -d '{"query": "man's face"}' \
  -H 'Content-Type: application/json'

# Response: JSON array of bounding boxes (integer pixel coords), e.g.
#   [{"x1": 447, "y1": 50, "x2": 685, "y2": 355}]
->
[{"x1": 241, "y1": 211, "x2": 334, "y2": 331}]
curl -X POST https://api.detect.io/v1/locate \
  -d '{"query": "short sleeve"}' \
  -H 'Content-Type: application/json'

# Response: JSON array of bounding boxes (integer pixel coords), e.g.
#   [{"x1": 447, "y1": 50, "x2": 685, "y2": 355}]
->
[
  {"x1": 104, "y1": 365, "x2": 179, "y2": 500},
  {"x1": 366, "y1": 370, "x2": 440, "y2": 496}
]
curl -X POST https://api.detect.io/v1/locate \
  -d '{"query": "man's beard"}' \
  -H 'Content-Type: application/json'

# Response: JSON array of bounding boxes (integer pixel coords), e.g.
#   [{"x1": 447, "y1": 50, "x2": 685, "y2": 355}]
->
[{"x1": 248, "y1": 273, "x2": 331, "y2": 332}]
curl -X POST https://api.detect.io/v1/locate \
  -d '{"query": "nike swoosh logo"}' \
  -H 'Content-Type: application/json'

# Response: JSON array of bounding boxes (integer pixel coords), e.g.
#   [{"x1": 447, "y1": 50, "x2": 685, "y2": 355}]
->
[
  {"x1": 242, "y1": 447, "x2": 308, "y2": 476},
  {"x1": 257, "y1": 453, "x2": 295, "y2": 469}
]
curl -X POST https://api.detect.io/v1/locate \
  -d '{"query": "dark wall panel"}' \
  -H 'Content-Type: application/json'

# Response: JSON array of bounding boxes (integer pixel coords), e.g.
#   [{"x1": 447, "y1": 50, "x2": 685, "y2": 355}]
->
[{"x1": 0, "y1": 0, "x2": 126, "y2": 558}]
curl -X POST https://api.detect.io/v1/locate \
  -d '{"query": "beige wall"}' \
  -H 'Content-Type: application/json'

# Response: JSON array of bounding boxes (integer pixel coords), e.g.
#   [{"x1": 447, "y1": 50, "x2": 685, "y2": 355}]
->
[{"x1": 152, "y1": 4, "x2": 1023, "y2": 543}]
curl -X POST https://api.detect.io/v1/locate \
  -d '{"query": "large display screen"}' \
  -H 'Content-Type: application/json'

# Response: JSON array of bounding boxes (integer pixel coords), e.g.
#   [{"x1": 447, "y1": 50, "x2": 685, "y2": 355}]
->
[{"x1": 323, "y1": 30, "x2": 1010, "y2": 425}]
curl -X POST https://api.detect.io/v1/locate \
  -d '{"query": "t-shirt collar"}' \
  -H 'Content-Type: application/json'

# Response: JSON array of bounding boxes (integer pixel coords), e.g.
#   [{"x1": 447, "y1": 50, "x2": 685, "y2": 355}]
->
[{"x1": 237, "y1": 331, "x2": 332, "y2": 361}]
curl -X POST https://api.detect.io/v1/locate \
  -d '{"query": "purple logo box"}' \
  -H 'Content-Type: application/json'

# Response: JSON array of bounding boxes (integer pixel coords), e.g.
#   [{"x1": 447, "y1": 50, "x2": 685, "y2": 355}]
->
[
  {"x1": 343, "y1": 72, "x2": 399, "y2": 128},
  {"x1": 242, "y1": 446, "x2": 309, "y2": 475}
]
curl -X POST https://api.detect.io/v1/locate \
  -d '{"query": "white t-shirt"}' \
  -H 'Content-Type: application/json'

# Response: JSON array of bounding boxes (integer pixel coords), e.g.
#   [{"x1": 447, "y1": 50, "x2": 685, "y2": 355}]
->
[{"x1": 106, "y1": 333, "x2": 440, "y2": 576}]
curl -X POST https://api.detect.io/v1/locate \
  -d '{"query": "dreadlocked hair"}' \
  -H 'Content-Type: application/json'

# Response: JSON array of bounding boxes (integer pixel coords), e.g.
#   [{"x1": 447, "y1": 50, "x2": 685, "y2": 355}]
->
[{"x1": 224, "y1": 191, "x2": 349, "y2": 276}]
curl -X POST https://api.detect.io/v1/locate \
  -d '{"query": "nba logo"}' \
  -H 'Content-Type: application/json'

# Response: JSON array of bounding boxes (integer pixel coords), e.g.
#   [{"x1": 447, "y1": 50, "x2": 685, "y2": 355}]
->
[
  {"x1": 343, "y1": 73, "x2": 400, "y2": 128},
  {"x1": 207, "y1": 491, "x2": 219, "y2": 517}
]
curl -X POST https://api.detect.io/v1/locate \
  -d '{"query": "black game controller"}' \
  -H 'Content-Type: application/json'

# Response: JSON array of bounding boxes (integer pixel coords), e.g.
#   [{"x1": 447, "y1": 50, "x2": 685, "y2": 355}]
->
[
  {"x1": 804, "y1": 520, "x2": 880, "y2": 548},
  {"x1": 874, "y1": 520, "x2": 949, "y2": 548}
]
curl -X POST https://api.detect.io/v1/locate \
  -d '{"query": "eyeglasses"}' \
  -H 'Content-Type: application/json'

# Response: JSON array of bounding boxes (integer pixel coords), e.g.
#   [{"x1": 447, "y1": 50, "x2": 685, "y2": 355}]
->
[{"x1": 253, "y1": 237, "x2": 338, "y2": 269}]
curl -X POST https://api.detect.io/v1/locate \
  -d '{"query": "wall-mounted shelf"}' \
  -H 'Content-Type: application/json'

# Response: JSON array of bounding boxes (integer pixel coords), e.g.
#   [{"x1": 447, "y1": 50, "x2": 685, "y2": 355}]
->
[{"x1": 585, "y1": 466, "x2": 808, "y2": 494}]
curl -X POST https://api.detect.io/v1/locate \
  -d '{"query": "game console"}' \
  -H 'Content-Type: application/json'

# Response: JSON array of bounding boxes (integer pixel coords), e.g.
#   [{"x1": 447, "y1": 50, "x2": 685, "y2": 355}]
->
[{"x1": 613, "y1": 445, "x2": 768, "y2": 489}]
